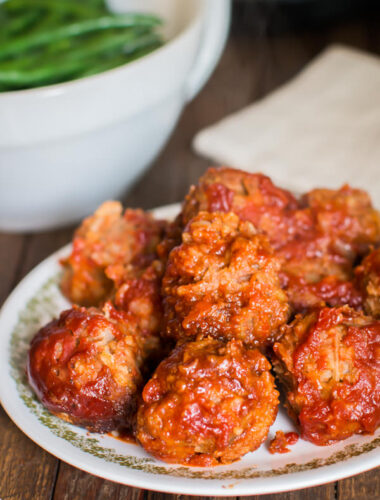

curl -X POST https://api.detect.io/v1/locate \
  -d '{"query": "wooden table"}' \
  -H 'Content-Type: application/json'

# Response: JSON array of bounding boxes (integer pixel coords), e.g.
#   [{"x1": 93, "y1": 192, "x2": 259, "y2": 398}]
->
[{"x1": 1, "y1": 3, "x2": 379, "y2": 499}]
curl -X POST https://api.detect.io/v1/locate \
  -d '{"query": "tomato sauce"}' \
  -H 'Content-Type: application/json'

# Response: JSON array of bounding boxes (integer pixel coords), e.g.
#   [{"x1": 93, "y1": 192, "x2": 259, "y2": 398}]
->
[{"x1": 269, "y1": 431, "x2": 299, "y2": 454}]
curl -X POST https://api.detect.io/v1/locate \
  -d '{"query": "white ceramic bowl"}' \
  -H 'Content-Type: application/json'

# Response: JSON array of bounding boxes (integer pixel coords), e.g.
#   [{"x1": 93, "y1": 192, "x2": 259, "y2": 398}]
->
[{"x1": 0, "y1": 0, "x2": 230, "y2": 232}]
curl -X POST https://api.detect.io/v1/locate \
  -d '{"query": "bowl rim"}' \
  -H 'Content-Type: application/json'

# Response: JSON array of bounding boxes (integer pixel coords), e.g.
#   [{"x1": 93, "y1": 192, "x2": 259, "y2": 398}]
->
[{"x1": 0, "y1": 0, "x2": 206, "y2": 100}]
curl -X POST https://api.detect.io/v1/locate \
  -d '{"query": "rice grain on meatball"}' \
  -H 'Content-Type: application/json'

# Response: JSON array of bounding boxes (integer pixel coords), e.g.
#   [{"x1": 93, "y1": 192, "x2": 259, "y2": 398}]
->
[
  {"x1": 27, "y1": 306, "x2": 144, "y2": 432},
  {"x1": 356, "y1": 248, "x2": 380, "y2": 318},
  {"x1": 180, "y1": 168, "x2": 380, "y2": 313},
  {"x1": 61, "y1": 201, "x2": 165, "y2": 307},
  {"x1": 181, "y1": 167, "x2": 299, "y2": 250},
  {"x1": 303, "y1": 185, "x2": 380, "y2": 258},
  {"x1": 272, "y1": 306, "x2": 380, "y2": 445},
  {"x1": 136, "y1": 337, "x2": 279, "y2": 466},
  {"x1": 162, "y1": 211, "x2": 290, "y2": 347}
]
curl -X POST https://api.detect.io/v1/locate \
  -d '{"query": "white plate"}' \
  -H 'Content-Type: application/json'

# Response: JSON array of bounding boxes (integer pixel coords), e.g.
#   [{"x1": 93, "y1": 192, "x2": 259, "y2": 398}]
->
[{"x1": 0, "y1": 203, "x2": 379, "y2": 496}]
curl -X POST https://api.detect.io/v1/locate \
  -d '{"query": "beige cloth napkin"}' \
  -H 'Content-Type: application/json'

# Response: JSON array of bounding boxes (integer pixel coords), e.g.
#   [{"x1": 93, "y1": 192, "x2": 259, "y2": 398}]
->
[{"x1": 193, "y1": 45, "x2": 380, "y2": 198}]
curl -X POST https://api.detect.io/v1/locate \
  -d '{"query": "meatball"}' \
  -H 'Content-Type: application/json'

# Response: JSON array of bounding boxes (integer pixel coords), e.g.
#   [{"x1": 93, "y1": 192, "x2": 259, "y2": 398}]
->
[
  {"x1": 111, "y1": 260, "x2": 169, "y2": 366},
  {"x1": 281, "y1": 274, "x2": 363, "y2": 313},
  {"x1": 278, "y1": 185, "x2": 380, "y2": 312},
  {"x1": 136, "y1": 337, "x2": 279, "y2": 466},
  {"x1": 61, "y1": 201, "x2": 165, "y2": 307},
  {"x1": 356, "y1": 248, "x2": 380, "y2": 318},
  {"x1": 27, "y1": 306, "x2": 144, "y2": 433},
  {"x1": 179, "y1": 168, "x2": 380, "y2": 313},
  {"x1": 277, "y1": 230, "x2": 363, "y2": 313},
  {"x1": 157, "y1": 214, "x2": 184, "y2": 264},
  {"x1": 181, "y1": 167, "x2": 300, "y2": 250},
  {"x1": 303, "y1": 185, "x2": 380, "y2": 258},
  {"x1": 162, "y1": 211, "x2": 290, "y2": 347},
  {"x1": 272, "y1": 306, "x2": 380, "y2": 446},
  {"x1": 277, "y1": 234, "x2": 359, "y2": 313}
]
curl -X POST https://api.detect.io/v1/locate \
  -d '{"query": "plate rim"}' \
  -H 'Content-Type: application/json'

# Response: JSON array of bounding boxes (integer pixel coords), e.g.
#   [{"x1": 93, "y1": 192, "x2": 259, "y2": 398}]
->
[{"x1": 0, "y1": 202, "x2": 379, "y2": 496}]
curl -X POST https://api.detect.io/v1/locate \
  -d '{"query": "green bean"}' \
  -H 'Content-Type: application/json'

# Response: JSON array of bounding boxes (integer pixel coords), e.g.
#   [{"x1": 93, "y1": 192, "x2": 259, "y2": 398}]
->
[
  {"x1": 82, "y1": 31, "x2": 161, "y2": 61},
  {"x1": 15, "y1": 29, "x2": 155, "y2": 69},
  {"x1": 2, "y1": 0, "x2": 104, "y2": 19},
  {"x1": 0, "y1": 33, "x2": 162, "y2": 88},
  {"x1": 26, "y1": 8, "x2": 80, "y2": 41},
  {"x1": 0, "y1": 27, "x2": 152, "y2": 70},
  {"x1": 86, "y1": 0, "x2": 107, "y2": 8},
  {"x1": 1, "y1": 9, "x2": 42, "y2": 36},
  {"x1": 0, "y1": 13, "x2": 161, "y2": 60},
  {"x1": 62, "y1": 29, "x2": 158, "y2": 62},
  {"x1": 0, "y1": 61, "x2": 85, "y2": 87},
  {"x1": 80, "y1": 54, "x2": 133, "y2": 78},
  {"x1": 81, "y1": 42, "x2": 162, "y2": 78},
  {"x1": 21, "y1": 11, "x2": 64, "y2": 41},
  {"x1": 0, "y1": 0, "x2": 163, "y2": 90}
]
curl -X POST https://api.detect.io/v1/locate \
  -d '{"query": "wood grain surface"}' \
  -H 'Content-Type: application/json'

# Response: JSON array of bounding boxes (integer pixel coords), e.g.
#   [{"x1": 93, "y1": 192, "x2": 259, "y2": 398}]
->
[{"x1": 1, "y1": 3, "x2": 379, "y2": 499}]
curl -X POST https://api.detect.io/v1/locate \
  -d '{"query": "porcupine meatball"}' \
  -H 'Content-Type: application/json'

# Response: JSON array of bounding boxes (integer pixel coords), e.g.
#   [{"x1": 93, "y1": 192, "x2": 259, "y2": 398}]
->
[
  {"x1": 111, "y1": 259, "x2": 169, "y2": 367},
  {"x1": 272, "y1": 306, "x2": 380, "y2": 445},
  {"x1": 61, "y1": 201, "x2": 165, "y2": 307},
  {"x1": 180, "y1": 168, "x2": 380, "y2": 312},
  {"x1": 181, "y1": 168, "x2": 380, "y2": 259},
  {"x1": 156, "y1": 167, "x2": 303, "y2": 266},
  {"x1": 278, "y1": 233, "x2": 364, "y2": 314},
  {"x1": 162, "y1": 211, "x2": 290, "y2": 347},
  {"x1": 303, "y1": 185, "x2": 380, "y2": 258},
  {"x1": 356, "y1": 248, "x2": 380, "y2": 318},
  {"x1": 27, "y1": 306, "x2": 146, "y2": 432},
  {"x1": 279, "y1": 185, "x2": 380, "y2": 312},
  {"x1": 181, "y1": 167, "x2": 300, "y2": 250},
  {"x1": 136, "y1": 337, "x2": 279, "y2": 466}
]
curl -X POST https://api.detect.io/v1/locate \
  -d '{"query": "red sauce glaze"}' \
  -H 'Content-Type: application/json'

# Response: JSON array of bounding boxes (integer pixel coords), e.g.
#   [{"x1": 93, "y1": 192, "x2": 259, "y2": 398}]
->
[
  {"x1": 182, "y1": 167, "x2": 300, "y2": 251},
  {"x1": 29, "y1": 169, "x2": 380, "y2": 460},
  {"x1": 303, "y1": 185, "x2": 380, "y2": 257},
  {"x1": 155, "y1": 214, "x2": 184, "y2": 265},
  {"x1": 61, "y1": 202, "x2": 165, "y2": 307},
  {"x1": 355, "y1": 248, "x2": 380, "y2": 318},
  {"x1": 277, "y1": 234, "x2": 349, "y2": 268},
  {"x1": 273, "y1": 307, "x2": 380, "y2": 445},
  {"x1": 111, "y1": 262, "x2": 169, "y2": 370},
  {"x1": 61, "y1": 236, "x2": 113, "y2": 308},
  {"x1": 180, "y1": 168, "x2": 380, "y2": 313},
  {"x1": 360, "y1": 248, "x2": 380, "y2": 275},
  {"x1": 281, "y1": 274, "x2": 363, "y2": 313},
  {"x1": 162, "y1": 211, "x2": 290, "y2": 347},
  {"x1": 205, "y1": 182, "x2": 234, "y2": 212},
  {"x1": 27, "y1": 307, "x2": 142, "y2": 432},
  {"x1": 136, "y1": 338, "x2": 279, "y2": 466},
  {"x1": 109, "y1": 428, "x2": 137, "y2": 445},
  {"x1": 113, "y1": 264, "x2": 162, "y2": 327},
  {"x1": 269, "y1": 431, "x2": 299, "y2": 454},
  {"x1": 307, "y1": 277, "x2": 363, "y2": 308}
]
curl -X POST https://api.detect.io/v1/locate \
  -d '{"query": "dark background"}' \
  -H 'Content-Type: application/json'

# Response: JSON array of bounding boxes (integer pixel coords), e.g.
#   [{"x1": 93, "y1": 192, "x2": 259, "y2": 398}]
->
[{"x1": 233, "y1": 0, "x2": 380, "y2": 33}]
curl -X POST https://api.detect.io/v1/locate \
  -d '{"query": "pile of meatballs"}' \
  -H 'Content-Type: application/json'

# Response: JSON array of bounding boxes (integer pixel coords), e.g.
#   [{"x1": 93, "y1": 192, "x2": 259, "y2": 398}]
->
[{"x1": 27, "y1": 167, "x2": 380, "y2": 466}]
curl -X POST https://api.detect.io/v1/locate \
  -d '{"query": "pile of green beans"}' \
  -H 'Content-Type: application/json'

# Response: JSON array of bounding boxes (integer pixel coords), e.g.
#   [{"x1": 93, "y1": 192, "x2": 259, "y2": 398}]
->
[{"x1": 0, "y1": 0, "x2": 163, "y2": 91}]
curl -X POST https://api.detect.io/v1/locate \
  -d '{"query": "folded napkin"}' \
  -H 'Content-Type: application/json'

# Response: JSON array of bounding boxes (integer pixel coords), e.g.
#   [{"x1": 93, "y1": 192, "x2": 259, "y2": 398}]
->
[{"x1": 193, "y1": 45, "x2": 380, "y2": 199}]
